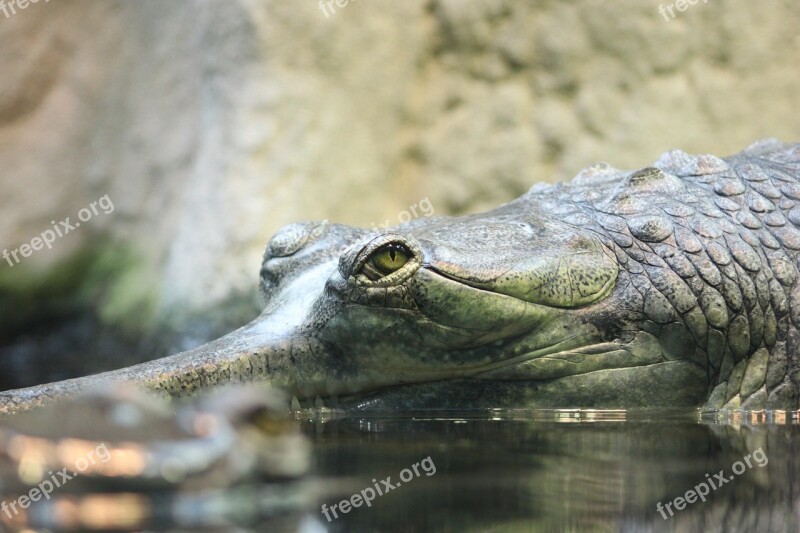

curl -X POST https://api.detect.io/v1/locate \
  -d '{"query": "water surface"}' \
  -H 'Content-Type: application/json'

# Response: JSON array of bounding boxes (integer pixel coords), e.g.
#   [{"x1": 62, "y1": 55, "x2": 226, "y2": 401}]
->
[
  {"x1": 300, "y1": 409, "x2": 800, "y2": 532},
  {"x1": 3, "y1": 409, "x2": 798, "y2": 532}
]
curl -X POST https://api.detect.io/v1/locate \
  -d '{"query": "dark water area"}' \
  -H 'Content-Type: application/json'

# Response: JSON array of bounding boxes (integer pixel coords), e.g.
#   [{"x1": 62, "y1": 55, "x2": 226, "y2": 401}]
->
[
  {"x1": 3, "y1": 409, "x2": 799, "y2": 532},
  {"x1": 300, "y1": 409, "x2": 799, "y2": 533}
]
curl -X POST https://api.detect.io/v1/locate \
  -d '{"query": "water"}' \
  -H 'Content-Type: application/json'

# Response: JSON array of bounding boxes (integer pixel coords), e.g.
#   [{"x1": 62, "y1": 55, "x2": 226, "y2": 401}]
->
[
  {"x1": 301, "y1": 409, "x2": 800, "y2": 532},
  {"x1": 3, "y1": 409, "x2": 799, "y2": 532}
]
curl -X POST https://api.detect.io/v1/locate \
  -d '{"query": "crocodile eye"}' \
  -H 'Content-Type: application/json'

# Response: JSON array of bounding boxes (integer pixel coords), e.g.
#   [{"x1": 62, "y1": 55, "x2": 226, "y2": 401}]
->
[
  {"x1": 372, "y1": 244, "x2": 410, "y2": 274},
  {"x1": 363, "y1": 243, "x2": 412, "y2": 279}
]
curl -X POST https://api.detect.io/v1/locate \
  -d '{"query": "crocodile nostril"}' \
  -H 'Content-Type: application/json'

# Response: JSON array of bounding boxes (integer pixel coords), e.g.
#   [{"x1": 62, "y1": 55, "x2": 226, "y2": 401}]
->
[
  {"x1": 266, "y1": 223, "x2": 311, "y2": 258},
  {"x1": 266, "y1": 221, "x2": 328, "y2": 259},
  {"x1": 260, "y1": 221, "x2": 333, "y2": 308}
]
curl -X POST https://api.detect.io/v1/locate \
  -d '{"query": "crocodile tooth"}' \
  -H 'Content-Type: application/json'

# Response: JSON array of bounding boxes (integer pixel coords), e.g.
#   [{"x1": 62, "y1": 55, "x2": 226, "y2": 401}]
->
[
  {"x1": 314, "y1": 395, "x2": 324, "y2": 408},
  {"x1": 291, "y1": 396, "x2": 301, "y2": 411}
]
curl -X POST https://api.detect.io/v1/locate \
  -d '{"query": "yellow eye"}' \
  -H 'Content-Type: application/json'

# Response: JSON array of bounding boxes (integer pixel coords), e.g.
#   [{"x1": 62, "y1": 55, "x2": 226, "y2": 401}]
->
[{"x1": 370, "y1": 244, "x2": 411, "y2": 275}]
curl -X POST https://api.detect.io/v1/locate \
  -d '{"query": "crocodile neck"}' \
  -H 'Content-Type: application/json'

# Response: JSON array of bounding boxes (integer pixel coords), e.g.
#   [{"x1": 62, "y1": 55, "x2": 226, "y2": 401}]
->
[{"x1": 525, "y1": 142, "x2": 800, "y2": 410}]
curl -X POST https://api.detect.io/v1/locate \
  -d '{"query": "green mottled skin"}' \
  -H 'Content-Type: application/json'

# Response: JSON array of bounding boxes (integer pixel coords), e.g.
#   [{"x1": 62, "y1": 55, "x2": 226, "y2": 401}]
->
[{"x1": 2, "y1": 139, "x2": 800, "y2": 414}]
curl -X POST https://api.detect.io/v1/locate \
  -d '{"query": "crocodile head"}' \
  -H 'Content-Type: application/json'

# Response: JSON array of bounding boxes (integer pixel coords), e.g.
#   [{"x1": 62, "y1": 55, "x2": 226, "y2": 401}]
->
[
  {"x1": 10, "y1": 142, "x2": 800, "y2": 416},
  {"x1": 231, "y1": 195, "x2": 708, "y2": 410},
  {"x1": 0, "y1": 193, "x2": 709, "y2": 416}
]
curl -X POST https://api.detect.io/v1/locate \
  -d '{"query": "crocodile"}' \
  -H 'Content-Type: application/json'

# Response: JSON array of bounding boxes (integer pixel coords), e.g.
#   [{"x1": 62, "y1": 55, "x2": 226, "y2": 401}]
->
[{"x1": 2, "y1": 139, "x2": 800, "y2": 415}]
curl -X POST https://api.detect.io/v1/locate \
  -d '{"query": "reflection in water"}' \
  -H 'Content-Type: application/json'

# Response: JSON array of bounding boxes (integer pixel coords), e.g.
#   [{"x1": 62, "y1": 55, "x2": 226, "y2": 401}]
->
[
  {"x1": 302, "y1": 409, "x2": 800, "y2": 533},
  {"x1": 2, "y1": 408, "x2": 799, "y2": 531},
  {"x1": 0, "y1": 385, "x2": 316, "y2": 532}
]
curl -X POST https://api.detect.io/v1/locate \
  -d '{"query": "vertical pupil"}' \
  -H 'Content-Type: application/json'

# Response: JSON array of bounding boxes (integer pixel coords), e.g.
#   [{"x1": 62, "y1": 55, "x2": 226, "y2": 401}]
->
[{"x1": 389, "y1": 249, "x2": 396, "y2": 261}]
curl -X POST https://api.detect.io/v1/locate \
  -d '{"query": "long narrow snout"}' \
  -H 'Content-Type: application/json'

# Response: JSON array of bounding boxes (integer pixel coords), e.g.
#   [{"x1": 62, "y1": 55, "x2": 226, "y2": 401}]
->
[
  {"x1": 0, "y1": 260, "x2": 340, "y2": 416},
  {"x1": 0, "y1": 315, "x2": 306, "y2": 416}
]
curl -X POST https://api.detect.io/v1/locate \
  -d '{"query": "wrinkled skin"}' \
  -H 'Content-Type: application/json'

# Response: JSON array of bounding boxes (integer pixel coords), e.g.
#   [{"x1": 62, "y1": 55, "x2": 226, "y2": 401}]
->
[{"x1": 2, "y1": 139, "x2": 800, "y2": 414}]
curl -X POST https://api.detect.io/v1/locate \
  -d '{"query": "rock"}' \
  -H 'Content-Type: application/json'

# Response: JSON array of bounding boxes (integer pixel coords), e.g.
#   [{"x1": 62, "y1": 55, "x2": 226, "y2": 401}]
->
[{"x1": 0, "y1": 0, "x2": 798, "y2": 341}]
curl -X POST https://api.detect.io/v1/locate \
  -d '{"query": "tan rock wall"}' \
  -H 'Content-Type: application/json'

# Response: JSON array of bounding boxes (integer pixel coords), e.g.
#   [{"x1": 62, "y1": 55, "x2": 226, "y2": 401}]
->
[{"x1": 0, "y1": 0, "x2": 798, "y2": 328}]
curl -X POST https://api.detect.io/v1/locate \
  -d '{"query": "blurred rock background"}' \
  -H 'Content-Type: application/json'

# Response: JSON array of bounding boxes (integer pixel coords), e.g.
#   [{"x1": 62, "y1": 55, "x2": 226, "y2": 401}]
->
[{"x1": 0, "y1": 0, "x2": 798, "y2": 388}]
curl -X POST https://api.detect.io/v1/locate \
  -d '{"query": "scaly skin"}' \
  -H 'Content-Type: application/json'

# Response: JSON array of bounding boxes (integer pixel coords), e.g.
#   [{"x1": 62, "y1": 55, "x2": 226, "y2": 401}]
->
[{"x1": 2, "y1": 139, "x2": 799, "y2": 414}]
